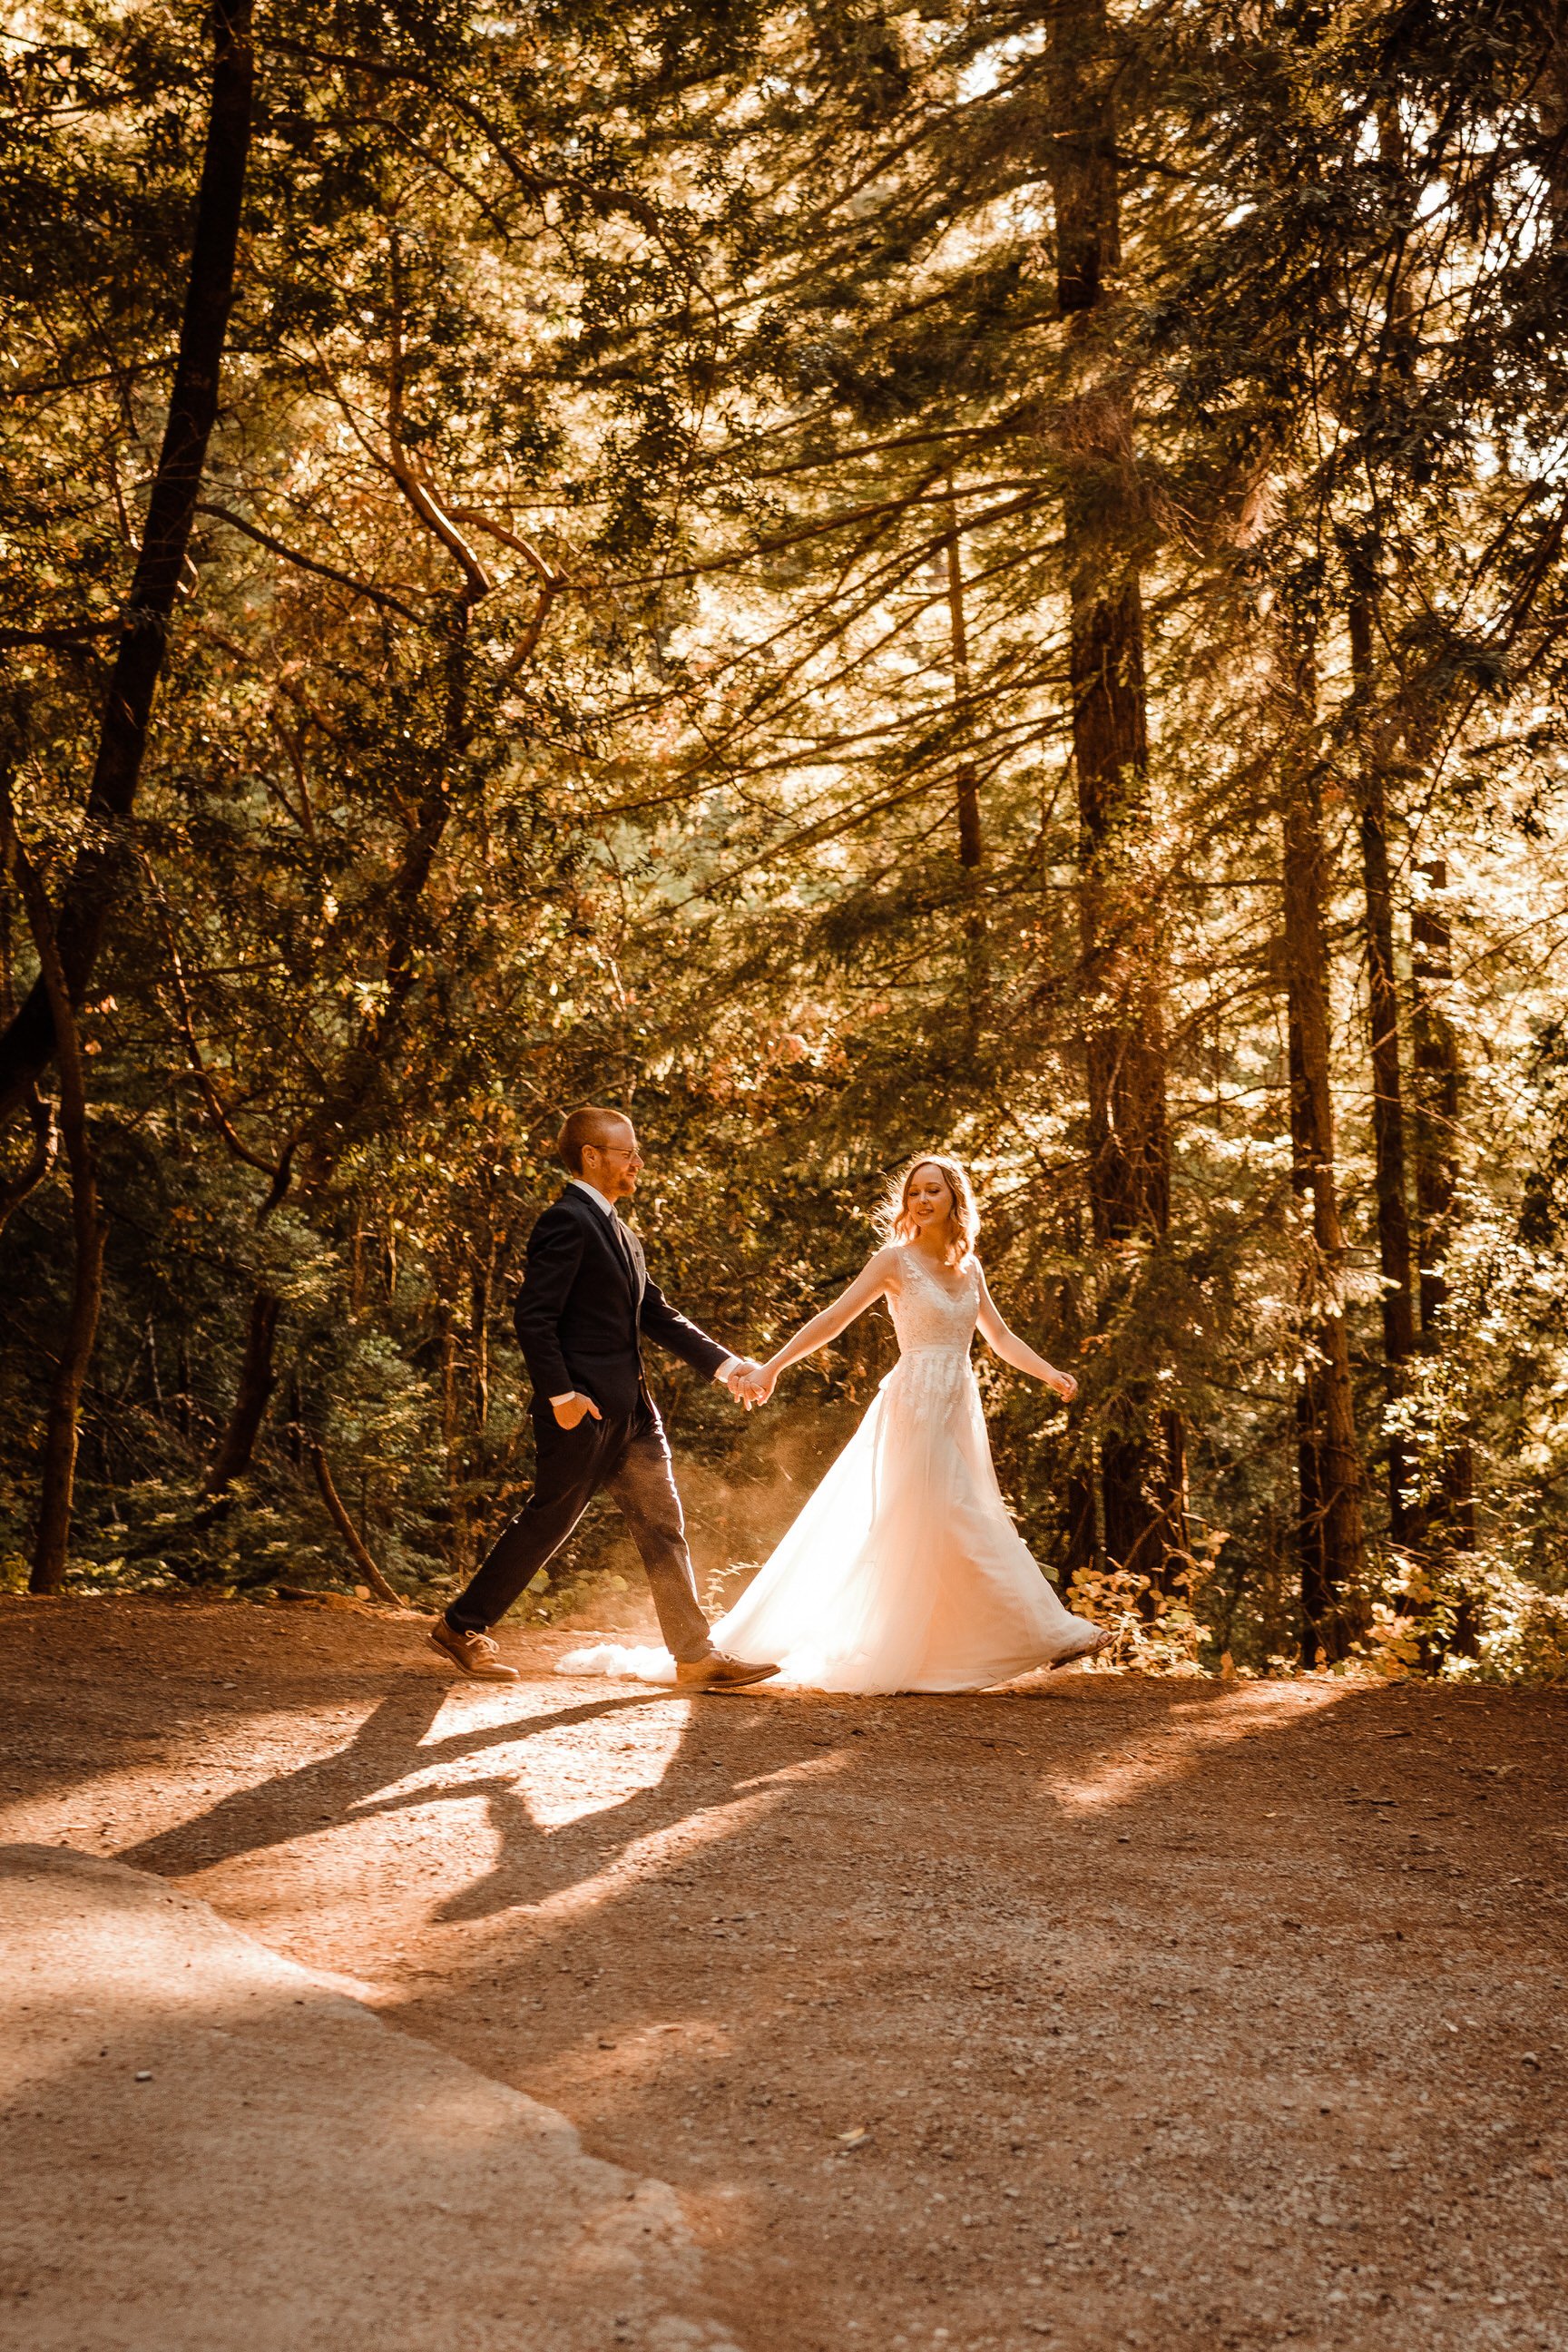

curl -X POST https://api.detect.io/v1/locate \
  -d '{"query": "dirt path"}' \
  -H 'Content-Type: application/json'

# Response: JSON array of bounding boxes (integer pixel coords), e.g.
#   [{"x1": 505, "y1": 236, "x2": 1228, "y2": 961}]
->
[
  {"x1": 2, "y1": 1596, "x2": 1564, "y2": 2352},
  {"x1": 3, "y1": 1845, "x2": 734, "y2": 2352}
]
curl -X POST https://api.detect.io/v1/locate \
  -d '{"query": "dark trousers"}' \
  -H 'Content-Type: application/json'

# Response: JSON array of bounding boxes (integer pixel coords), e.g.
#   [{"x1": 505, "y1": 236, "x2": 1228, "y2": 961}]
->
[{"x1": 445, "y1": 1403, "x2": 712, "y2": 1663}]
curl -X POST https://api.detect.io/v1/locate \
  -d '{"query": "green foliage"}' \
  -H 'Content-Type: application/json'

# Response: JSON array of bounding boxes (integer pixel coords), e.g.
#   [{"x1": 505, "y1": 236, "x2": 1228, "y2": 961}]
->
[{"x1": 3, "y1": 0, "x2": 1566, "y2": 1671}]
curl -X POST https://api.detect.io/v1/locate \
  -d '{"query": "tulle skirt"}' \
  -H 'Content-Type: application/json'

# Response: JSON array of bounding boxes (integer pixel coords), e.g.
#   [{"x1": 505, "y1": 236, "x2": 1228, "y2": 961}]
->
[{"x1": 556, "y1": 1347, "x2": 1101, "y2": 1695}]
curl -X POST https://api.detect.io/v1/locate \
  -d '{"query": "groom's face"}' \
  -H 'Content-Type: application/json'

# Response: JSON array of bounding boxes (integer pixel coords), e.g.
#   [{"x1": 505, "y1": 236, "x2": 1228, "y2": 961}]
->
[{"x1": 583, "y1": 1120, "x2": 642, "y2": 1200}]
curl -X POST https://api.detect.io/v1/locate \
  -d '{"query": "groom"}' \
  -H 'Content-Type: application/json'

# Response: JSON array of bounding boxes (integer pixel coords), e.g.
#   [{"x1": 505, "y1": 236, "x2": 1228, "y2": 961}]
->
[{"x1": 429, "y1": 1106, "x2": 779, "y2": 1690}]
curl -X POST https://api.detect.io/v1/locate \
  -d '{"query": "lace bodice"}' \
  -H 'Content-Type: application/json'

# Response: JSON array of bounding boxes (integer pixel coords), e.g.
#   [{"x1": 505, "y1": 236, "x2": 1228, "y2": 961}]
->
[{"x1": 887, "y1": 1245, "x2": 980, "y2": 1358}]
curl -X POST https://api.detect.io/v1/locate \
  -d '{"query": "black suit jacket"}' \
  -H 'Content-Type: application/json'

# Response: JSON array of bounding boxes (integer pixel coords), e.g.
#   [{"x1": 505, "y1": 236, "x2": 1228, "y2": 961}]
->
[{"x1": 513, "y1": 1188, "x2": 730, "y2": 1424}]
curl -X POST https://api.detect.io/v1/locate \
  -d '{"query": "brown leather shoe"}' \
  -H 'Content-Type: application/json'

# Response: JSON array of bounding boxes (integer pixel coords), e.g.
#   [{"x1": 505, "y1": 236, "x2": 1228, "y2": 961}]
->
[
  {"x1": 428, "y1": 1621, "x2": 519, "y2": 1681},
  {"x1": 676, "y1": 1651, "x2": 781, "y2": 1690}
]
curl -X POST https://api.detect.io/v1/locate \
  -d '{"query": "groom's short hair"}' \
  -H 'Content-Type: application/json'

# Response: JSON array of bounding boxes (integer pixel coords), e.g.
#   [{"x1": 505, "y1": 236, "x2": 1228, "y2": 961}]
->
[{"x1": 558, "y1": 1105, "x2": 631, "y2": 1174}]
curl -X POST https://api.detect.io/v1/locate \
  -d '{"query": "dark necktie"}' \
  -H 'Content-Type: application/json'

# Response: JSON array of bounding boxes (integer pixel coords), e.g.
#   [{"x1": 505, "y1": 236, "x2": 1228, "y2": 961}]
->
[{"x1": 610, "y1": 1213, "x2": 639, "y2": 1296}]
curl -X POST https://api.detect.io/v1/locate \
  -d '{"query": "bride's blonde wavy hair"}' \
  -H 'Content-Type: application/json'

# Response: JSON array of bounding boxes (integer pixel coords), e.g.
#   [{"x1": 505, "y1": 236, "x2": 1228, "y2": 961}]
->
[{"x1": 875, "y1": 1153, "x2": 980, "y2": 1267}]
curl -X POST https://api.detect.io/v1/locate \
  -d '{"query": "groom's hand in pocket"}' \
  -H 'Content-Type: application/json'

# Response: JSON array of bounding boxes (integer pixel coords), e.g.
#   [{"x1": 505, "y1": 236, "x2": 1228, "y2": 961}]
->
[{"x1": 552, "y1": 1392, "x2": 603, "y2": 1430}]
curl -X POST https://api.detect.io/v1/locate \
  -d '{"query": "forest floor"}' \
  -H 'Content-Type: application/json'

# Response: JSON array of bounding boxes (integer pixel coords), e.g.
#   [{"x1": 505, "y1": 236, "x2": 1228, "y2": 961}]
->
[{"x1": 1, "y1": 1593, "x2": 1565, "y2": 2352}]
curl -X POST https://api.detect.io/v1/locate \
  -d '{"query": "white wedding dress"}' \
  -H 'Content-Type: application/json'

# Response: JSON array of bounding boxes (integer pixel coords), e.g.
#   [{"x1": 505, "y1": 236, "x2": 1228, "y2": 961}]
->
[{"x1": 556, "y1": 1246, "x2": 1103, "y2": 1694}]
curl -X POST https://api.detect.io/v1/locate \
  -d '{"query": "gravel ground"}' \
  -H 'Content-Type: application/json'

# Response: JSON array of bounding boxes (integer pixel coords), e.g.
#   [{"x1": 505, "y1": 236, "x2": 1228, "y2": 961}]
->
[{"x1": 1, "y1": 1594, "x2": 1564, "y2": 2352}]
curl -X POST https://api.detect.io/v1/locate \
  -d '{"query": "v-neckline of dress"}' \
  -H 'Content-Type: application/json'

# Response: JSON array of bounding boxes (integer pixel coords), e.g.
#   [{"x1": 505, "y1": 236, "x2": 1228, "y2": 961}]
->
[{"x1": 905, "y1": 1245, "x2": 971, "y2": 1301}]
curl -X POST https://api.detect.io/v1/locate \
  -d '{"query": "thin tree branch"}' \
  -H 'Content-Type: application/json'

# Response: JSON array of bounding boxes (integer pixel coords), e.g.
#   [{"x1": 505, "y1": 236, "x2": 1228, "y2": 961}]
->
[
  {"x1": 310, "y1": 1442, "x2": 407, "y2": 1606},
  {"x1": 194, "y1": 502, "x2": 427, "y2": 622},
  {"x1": 0, "y1": 620, "x2": 120, "y2": 650}
]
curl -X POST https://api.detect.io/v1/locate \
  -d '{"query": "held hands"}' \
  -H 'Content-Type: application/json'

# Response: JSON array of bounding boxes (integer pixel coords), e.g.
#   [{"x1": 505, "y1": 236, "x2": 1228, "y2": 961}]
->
[
  {"x1": 1049, "y1": 1369, "x2": 1079, "y2": 1405},
  {"x1": 723, "y1": 1358, "x2": 777, "y2": 1409}
]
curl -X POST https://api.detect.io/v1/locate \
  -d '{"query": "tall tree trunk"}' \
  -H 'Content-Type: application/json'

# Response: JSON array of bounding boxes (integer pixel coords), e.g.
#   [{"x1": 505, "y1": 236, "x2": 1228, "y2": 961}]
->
[
  {"x1": 1054, "y1": 1264, "x2": 1098, "y2": 1588},
  {"x1": 1412, "y1": 858, "x2": 1462, "y2": 1337},
  {"x1": 1, "y1": 799, "x2": 107, "y2": 1594},
  {"x1": 204, "y1": 1286, "x2": 280, "y2": 1494},
  {"x1": 1287, "y1": 1003, "x2": 1330, "y2": 1640},
  {"x1": 943, "y1": 479, "x2": 987, "y2": 1046},
  {"x1": 1411, "y1": 855, "x2": 1477, "y2": 1583},
  {"x1": 1348, "y1": 593, "x2": 1417, "y2": 1544},
  {"x1": 33, "y1": 1170, "x2": 106, "y2": 1596},
  {"x1": 0, "y1": 1, "x2": 256, "y2": 1126},
  {"x1": 438, "y1": 1303, "x2": 473, "y2": 1575},
  {"x1": 470, "y1": 1249, "x2": 492, "y2": 1430},
  {"x1": 1159, "y1": 1405, "x2": 1189, "y2": 1565},
  {"x1": 1278, "y1": 657, "x2": 1365, "y2": 1661},
  {"x1": 1044, "y1": 0, "x2": 1177, "y2": 1581}
]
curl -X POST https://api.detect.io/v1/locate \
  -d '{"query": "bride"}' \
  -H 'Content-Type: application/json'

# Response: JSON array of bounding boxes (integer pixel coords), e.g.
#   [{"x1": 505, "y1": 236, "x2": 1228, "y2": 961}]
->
[{"x1": 559, "y1": 1154, "x2": 1112, "y2": 1694}]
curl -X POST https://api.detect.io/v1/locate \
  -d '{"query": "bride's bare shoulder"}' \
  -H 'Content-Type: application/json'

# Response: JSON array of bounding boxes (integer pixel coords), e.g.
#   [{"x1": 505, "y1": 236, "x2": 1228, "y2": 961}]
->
[{"x1": 867, "y1": 1241, "x2": 906, "y2": 1283}]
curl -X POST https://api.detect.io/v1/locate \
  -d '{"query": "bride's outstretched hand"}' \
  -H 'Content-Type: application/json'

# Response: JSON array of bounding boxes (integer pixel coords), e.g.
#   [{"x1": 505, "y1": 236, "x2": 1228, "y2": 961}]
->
[
  {"x1": 1051, "y1": 1370, "x2": 1079, "y2": 1404},
  {"x1": 737, "y1": 1361, "x2": 777, "y2": 1407}
]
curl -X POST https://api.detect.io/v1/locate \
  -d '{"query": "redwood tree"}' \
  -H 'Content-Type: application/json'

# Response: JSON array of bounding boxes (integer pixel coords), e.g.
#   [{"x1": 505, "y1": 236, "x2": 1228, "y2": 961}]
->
[{"x1": 1044, "y1": 0, "x2": 1180, "y2": 1583}]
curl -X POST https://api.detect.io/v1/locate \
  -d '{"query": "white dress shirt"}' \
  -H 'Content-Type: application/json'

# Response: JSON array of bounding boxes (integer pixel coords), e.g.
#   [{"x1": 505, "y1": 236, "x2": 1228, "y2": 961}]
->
[{"x1": 550, "y1": 1179, "x2": 740, "y2": 1403}]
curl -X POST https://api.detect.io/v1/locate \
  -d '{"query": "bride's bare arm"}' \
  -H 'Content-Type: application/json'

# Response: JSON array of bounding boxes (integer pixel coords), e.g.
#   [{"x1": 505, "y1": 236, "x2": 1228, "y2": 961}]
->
[
  {"x1": 976, "y1": 1269, "x2": 1078, "y2": 1401},
  {"x1": 750, "y1": 1248, "x2": 899, "y2": 1393}
]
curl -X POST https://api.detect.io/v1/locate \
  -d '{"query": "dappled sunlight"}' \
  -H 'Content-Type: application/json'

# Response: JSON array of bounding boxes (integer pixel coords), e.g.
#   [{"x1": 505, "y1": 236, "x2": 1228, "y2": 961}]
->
[
  {"x1": 361, "y1": 1692, "x2": 691, "y2": 1830},
  {"x1": 398, "y1": 2069, "x2": 580, "y2": 2155},
  {"x1": 7, "y1": 1607, "x2": 1565, "y2": 2352},
  {"x1": 110, "y1": 1684, "x2": 668, "y2": 1888},
  {"x1": 1037, "y1": 1681, "x2": 1351, "y2": 1813},
  {"x1": 481, "y1": 1748, "x2": 848, "y2": 1931}
]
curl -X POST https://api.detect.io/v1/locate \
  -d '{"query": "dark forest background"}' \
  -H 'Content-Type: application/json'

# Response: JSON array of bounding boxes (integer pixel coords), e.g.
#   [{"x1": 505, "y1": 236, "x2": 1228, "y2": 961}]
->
[{"x1": 5, "y1": 0, "x2": 1568, "y2": 1680}]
